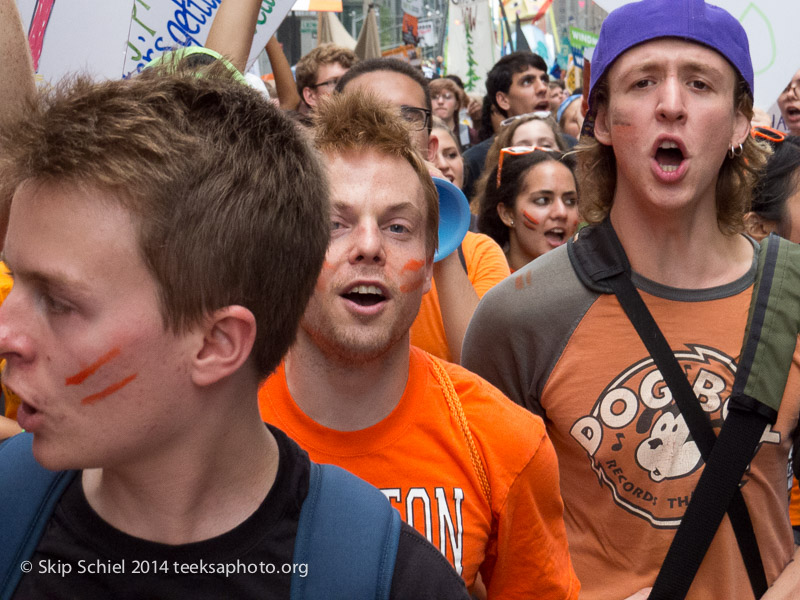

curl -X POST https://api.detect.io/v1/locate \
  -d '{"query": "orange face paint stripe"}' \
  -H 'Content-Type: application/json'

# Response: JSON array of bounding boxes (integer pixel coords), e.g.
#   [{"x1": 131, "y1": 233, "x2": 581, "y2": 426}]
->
[
  {"x1": 65, "y1": 348, "x2": 121, "y2": 386},
  {"x1": 401, "y1": 259, "x2": 425, "y2": 273},
  {"x1": 80, "y1": 373, "x2": 138, "y2": 405},
  {"x1": 522, "y1": 210, "x2": 540, "y2": 230}
]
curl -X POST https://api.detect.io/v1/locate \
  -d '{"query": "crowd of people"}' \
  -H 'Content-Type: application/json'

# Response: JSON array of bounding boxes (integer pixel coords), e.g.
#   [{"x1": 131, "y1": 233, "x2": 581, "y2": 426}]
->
[{"x1": 2, "y1": 0, "x2": 800, "y2": 598}]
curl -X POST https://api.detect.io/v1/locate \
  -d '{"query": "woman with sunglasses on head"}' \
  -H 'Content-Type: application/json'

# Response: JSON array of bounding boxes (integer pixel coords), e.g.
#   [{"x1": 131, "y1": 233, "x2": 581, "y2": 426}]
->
[
  {"x1": 430, "y1": 77, "x2": 478, "y2": 151},
  {"x1": 478, "y1": 148, "x2": 580, "y2": 272},
  {"x1": 470, "y1": 111, "x2": 566, "y2": 209}
]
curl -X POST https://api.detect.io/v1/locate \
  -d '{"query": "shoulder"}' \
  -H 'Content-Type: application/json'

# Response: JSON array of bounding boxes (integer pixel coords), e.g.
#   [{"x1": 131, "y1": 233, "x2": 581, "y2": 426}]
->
[
  {"x1": 462, "y1": 245, "x2": 599, "y2": 410},
  {"x1": 424, "y1": 351, "x2": 549, "y2": 471},
  {"x1": 390, "y1": 523, "x2": 470, "y2": 599},
  {"x1": 462, "y1": 137, "x2": 492, "y2": 164},
  {"x1": 465, "y1": 245, "x2": 594, "y2": 353},
  {"x1": 461, "y1": 232, "x2": 510, "y2": 295}
]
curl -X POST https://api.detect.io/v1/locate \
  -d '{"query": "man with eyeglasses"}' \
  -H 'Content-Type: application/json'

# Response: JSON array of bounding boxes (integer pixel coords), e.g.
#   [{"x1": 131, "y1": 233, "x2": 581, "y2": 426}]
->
[
  {"x1": 294, "y1": 44, "x2": 357, "y2": 116},
  {"x1": 778, "y1": 68, "x2": 800, "y2": 136},
  {"x1": 462, "y1": 51, "x2": 551, "y2": 199}
]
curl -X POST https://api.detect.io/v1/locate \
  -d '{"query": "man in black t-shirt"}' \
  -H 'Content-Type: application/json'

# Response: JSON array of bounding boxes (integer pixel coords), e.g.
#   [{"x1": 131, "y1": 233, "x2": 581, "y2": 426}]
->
[{"x1": 0, "y1": 5, "x2": 467, "y2": 598}]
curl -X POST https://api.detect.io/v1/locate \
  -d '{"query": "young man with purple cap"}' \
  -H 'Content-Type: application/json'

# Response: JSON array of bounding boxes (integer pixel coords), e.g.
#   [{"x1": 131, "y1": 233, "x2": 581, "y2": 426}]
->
[{"x1": 463, "y1": 0, "x2": 800, "y2": 598}]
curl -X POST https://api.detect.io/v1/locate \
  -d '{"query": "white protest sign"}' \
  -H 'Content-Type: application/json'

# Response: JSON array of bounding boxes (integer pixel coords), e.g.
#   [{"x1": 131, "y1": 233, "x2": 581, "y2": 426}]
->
[
  {"x1": 417, "y1": 19, "x2": 437, "y2": 47},
  {"x1": 590, "y1": 0, "x2": 800, "y2": 110},
  {"x1": 17, "y1": 0, "x2": 294, "y2": 82}
]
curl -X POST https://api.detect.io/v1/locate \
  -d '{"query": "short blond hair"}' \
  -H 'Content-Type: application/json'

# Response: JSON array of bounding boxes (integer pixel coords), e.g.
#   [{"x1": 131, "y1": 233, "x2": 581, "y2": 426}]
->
[{"x1": 314, "y1": 90, "x2": 439, "y2": 256}]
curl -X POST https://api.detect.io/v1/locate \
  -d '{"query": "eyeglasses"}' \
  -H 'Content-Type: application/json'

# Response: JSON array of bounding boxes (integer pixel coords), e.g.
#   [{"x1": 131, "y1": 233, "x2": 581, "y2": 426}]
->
[
  {"x1": 310, "y1": 77, "x2": 339, "y2": 90},
  {"x1": 432, "y1": 92, "x2": 455, "y2": 102},
  {"x1": 500, "y1": 111, "x2": 552, "y2": 128},
  {"x1": 400, "y1": 105, "x2": 432, "y2": 131},
  {"x1": 497, "y1": 146, "x2": 556, "y2": 187},
  {"x1": 751, "y1": 126, "x2": 786, "y2": 144},
  {"x1": 781, "y1": 81, "x2": 800, "y2": 100}
]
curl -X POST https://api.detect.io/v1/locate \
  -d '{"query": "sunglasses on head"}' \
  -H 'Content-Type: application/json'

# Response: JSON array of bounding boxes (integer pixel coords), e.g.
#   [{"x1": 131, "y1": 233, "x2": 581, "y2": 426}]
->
[
  {"x1": 497, "y1": 146, "x2": 557, "y2": 187},
  {"x1": 500, "y1": 111, "x2": 552, "y2": 128},
  {"x1": 751, "y1": 126, "x2": 786, "y2": 144}
]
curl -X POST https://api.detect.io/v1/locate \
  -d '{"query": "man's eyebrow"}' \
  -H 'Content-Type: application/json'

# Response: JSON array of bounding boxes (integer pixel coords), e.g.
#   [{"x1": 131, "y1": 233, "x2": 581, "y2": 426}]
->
[
  {"x1": 331, "y1": 201, "x2": 423, "y2": 217},
  {"x1": 2, "y1": 261, "x2": 91, "y2": 295}
]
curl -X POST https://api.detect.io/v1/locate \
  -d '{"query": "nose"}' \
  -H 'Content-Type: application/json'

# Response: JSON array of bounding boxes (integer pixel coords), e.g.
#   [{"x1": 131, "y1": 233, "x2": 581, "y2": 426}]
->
[
  {"x1": 348, "y1": 221, "x2": 386, "y2": 266},
  {"x1": 433, "y1": 151, "x2": 450, "y2": 175},
  {"x1": 550, "y1": 198, "x2": 569, "y2": 220},
  {"x1": 656, "y1": 78, "x2": 687, "y2": 123},
  {"x1": 0, "y1": 287, "x2": 36, "y2": 366}
]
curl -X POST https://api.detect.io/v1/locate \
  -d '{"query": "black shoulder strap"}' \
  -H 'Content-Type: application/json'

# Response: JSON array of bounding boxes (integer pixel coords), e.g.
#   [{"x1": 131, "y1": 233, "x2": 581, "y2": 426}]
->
[{"x1": 570, "y1": 221, "x2": 779, "y2": 599}]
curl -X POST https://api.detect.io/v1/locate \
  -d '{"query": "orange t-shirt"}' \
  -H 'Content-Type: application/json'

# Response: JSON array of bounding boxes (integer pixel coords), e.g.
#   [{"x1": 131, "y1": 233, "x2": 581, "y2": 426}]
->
[
  {"x1": 410, "y1": 232, "x2": 509, "y2": 361},
  {"x1": 790, "y1": 478, "x2": 800, "y2": 528},
  {"x1": 0, "y1": 262, "x2": 18, "y2": 420},
  {"x1": 259, "y1": 346, "x2": 579, "y2": 599},
  {"x1": 464, "y1": 244, "x2": 800, "y2": 599}
]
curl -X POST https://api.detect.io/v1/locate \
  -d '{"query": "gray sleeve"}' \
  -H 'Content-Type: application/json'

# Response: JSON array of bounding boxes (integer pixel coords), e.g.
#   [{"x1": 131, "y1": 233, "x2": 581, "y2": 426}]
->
[{"x1": 461, "y1": 246, "x2": 597, "y2": 417}]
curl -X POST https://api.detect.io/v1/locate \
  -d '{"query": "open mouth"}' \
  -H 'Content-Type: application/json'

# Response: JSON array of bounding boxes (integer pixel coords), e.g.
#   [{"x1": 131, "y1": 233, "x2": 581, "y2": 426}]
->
[
  {"x1": 654, "y1": 141, "x2": 684, "y2": 173},
  {"x1": 787, "y1": 106, "x2": 800, "y2": 118},
  {"x1": 544, "y1": 228, "x2": 566, "y2": 244},
  {"x1": 342, "y1": 285, "x2": 386, "y2": 307}
]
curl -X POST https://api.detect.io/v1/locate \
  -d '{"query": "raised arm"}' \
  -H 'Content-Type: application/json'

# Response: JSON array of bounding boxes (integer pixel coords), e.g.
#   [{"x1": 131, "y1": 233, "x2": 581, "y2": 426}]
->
[
  {"x1": 204, "y1": 0, "x2": 262, "y2": 73},
  {"x1": 265, "y1": 36, "x2": 300, "y2": 110},
  {"x1": 0, "y1": 0, "x2": 36, "y2": 124}
]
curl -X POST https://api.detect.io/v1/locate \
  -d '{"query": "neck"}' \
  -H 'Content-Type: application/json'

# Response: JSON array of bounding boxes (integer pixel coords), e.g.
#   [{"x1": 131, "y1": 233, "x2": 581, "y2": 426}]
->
[
  {"x1": 609, "y1": 185, "x2": 753, "y2": 288},
  {"x1": 284, "y1": 329, "x2": 410, "y2": 431},
  {"x1": 505, "y1": 233, "x2": 534, "y2": 272},
  {"x1": 446, "y1": 115, "x2": 456, "y2": 129},
  {"x1": 83, "y1": 380, "x2": 278, "y2": 545}
]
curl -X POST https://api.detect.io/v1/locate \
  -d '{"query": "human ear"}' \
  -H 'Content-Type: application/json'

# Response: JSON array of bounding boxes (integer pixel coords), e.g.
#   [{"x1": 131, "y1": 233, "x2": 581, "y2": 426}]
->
[
  {"x1": 302, "y1": 86, "x2": 317, "y2": 108},
  {"x1": 731, "y1": 108, "x2": 751, "y2": 147},
  {"x1": 427, "y1": 133, "x2": 439, "y2": 162},
  {"x1": 593, "y1": 102, "x2": 612, "y2": 146},
  {"x1": 743, "y1": 212, "x2": 777, "y2": 242},
  {"x1": 497, "y1": 202, "x2": 514, "y2": 227},
  {"x1": 495, "y1": 91, "x2": 511, "y2": 113},
  {"x1": 191, "y1": 305, "x2": 257, "y2": 387}
]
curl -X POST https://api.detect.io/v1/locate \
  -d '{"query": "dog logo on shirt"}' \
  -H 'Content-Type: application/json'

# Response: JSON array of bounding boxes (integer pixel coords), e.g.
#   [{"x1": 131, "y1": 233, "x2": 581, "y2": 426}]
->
[{"x1": 569, "y1": 344, "x2": 781, "y2": 528}]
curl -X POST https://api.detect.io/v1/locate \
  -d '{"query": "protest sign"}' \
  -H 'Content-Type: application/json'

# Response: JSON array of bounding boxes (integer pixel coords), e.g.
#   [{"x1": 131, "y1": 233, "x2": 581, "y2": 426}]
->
[{"x1": 17, "y1": 0, "x2": 295, "y2": 82}]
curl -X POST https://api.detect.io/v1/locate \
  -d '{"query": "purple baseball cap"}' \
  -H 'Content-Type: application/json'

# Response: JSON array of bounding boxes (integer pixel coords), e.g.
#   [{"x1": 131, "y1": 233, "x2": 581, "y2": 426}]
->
[{"x1": 581, "y1": 0, "x2": 753, "y2": 138}]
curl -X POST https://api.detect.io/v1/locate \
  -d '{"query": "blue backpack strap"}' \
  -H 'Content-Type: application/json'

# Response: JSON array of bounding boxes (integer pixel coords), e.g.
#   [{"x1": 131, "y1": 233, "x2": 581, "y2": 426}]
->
[
  {"x1": 0, "y1": 433, "x2": 76, "y2": 600},
  {"x1": 291, "y1": 463, "x2": 401, "y2": 600}
]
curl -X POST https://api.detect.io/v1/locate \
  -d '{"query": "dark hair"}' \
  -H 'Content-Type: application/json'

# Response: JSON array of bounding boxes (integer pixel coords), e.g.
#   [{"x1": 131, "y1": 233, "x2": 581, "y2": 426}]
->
[
  {"x1": 486, "y1": 51, "x2": 549, "y2": 118},
  {"x1": 478, "y1": 150, "x2": 577, "y2": 247},
  {"x1": 446, "y1": 74, "x2": 465, "y2": 90},
  {"x1": 478, "y1": 94, "x2": 495, "y2": 141},
  {"x1": 0, "y1": 58, "x2": 330, "y2": 379},
  {"x1": 335, "y1": 58, "x2": 432, "y2": 123},
  {"x1": 751, "y1": 136, "x2": 800, "y2": 225}
]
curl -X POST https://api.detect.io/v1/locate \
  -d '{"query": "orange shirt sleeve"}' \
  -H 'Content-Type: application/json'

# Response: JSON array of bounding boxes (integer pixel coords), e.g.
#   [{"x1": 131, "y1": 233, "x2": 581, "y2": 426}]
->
[
  {"x1": 0, "y1": 262, "x2": 18, "y2": 420},
  {"x1": 463, "y1": 232, "x2": 510, "y2": 299},
  {"x1": 790, "y1": 478, "x2": 800, "y2": 528}
]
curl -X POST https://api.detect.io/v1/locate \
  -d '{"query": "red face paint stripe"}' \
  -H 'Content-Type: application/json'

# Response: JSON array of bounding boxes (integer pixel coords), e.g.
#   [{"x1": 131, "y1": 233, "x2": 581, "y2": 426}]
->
[
  {"x1": 65, "y1": 348, "x2": 121, "y2": 386},
  {"x1": 522, "y1": 209, "x2": 540, "y2": 226},
  {"x1": 80, "y1": 374, "x2": 138, "y2": 405}
]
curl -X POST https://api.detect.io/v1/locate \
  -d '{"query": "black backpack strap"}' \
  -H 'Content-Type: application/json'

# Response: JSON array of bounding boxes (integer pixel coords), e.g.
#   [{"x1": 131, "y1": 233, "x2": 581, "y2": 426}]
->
[
  {"x1": 0, "y1": 434, "x2": 77, "y2": 600},
  {"x1": 569, "y1": 221, "x2": 777, "y2": 598}
]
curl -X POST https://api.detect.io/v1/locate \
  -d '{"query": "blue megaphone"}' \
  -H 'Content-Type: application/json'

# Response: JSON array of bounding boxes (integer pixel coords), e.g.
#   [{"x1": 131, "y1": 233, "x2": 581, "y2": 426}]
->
[{"x1": 433, "y1": 177, "x2": 471, "y2": 262}]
